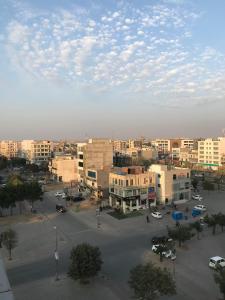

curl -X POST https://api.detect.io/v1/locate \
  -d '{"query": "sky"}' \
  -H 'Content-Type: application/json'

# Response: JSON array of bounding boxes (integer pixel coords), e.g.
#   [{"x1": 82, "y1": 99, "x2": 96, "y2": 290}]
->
[{"x1": 0, "y1": 0, "x2": 225, "y2": 140}]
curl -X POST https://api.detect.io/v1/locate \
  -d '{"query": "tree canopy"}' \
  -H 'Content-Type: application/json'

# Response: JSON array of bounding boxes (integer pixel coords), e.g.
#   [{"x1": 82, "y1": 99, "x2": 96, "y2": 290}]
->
[{"x1": 129, "y1": 262, "x2": 176, "y2": 300}]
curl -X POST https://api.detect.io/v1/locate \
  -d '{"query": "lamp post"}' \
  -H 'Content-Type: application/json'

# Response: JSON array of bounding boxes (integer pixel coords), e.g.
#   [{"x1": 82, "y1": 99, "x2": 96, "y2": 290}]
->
[{"x1": 53, "y1": 226, "x2": 59, "y2": 281}]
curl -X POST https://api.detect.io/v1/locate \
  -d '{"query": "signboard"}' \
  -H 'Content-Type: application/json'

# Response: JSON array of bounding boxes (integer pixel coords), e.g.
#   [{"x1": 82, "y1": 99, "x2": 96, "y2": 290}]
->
[{"x1": 148, "y1": 187, "x2": 156, "y2": 199}]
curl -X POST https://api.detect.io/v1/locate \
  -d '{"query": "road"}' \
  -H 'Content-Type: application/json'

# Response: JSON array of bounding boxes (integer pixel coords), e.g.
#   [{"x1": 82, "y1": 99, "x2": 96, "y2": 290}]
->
[{"x1": 3, "y1": 189, "x2": 225, "y2": 300}]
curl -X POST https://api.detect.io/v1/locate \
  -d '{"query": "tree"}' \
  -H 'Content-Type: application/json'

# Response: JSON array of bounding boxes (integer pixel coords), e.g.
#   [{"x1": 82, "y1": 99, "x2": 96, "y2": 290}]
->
[
  {"x1": 202, "y1": 180, "x2": 215, "y2": 193},
  {"x1": 204, "y1": 214, "x2": 217, "y2": 235},
  {"x1": 1, "y1": 229, "x2": 18, "y2": 260},
  {"x1": 128, "y1": 262, "x2": 176, "y2": 300},
  {"x1": 68, "y1": 243, "x2": 103, "y2": 284},
  {"x1": 214, "y1": 267, "x2": 225, "y2": 300},
  {"x1": 168, "y1": 225, "x2": 193, "y2": 247},
  {"x1": 24, "y1": 181, "x2": 43, "y2": 211},
  {"x1": 190, "y1": 221, "x2": 202, "y2": 240},
  {"x1": 216, "y1": 213, "x2": 225, "y2": 232},
  {"x1": 6, "y1": 175, "x2": 25, "y2": 214},
  {"x1": 155, "y1": 244, "x2": 168, "y2": 262}
]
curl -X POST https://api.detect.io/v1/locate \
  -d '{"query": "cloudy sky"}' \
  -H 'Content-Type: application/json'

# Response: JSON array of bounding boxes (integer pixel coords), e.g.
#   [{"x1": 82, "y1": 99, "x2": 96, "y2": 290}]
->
[{"x1": 0, "y1": 0, "x2": 225, "y2": 140}]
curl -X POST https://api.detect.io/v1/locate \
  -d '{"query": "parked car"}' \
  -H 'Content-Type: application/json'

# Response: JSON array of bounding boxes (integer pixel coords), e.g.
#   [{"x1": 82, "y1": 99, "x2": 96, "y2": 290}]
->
[
  {"x1": 209, "y1": 256, "x2": 225, "y2": 269},
  {"x1": 61, "y1": 193, "x2": 67, "y2": 199},
  {"x1": 192, "y1": 194, "x2": 203, "y2": 201},
  {"x1": 151, "y1": 236, "x2": 173, "y2": 245},
  {"x1": 151, "y1": 211, "x2": 162, "y2": 219},
  {"x1": 194, "y1": 204, "x2": 207, "y2": 212},
  {"x1": 152, "y1": 245, "x2": 176, "y2": 260},
  {"x1": 55, "y1": 191, "x2": 63, "y2": 197},
  {"x1": 73, "y1": 196, "x2": 84, "y2": 202},
  {"x1": 56, "y1": 204, "x2": 66, "y2": 213}
]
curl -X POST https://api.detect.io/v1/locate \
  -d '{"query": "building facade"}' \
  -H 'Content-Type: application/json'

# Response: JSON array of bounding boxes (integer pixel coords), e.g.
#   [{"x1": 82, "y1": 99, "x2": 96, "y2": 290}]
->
[
  {"x1": 49, "y1": 155, "x2": 78, "y2": 183},
  {"x1": 198, "y1": 137, "x2": 225, "y2": 170},
  {"x1": 109, "y1": 166, "x2": 156, "y2": 213},
  {"x1": 149, "y1": 164, "x2": 191, "y2": 204},
  {"x1": 0, "y1": 141, "x2": 20, "y2": 158}
]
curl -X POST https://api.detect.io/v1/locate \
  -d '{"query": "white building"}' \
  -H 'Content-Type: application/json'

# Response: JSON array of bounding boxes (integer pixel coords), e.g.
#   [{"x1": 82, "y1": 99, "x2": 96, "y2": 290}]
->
[{"x1": 198, "y1": 137, "x2": 225, "y2": 170}]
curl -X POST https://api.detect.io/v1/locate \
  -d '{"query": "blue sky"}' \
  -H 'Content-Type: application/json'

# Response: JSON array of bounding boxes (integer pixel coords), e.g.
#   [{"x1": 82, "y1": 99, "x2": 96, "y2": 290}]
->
[{"x1": 0, "y1": 0, "x2": 225, "y2": 140}]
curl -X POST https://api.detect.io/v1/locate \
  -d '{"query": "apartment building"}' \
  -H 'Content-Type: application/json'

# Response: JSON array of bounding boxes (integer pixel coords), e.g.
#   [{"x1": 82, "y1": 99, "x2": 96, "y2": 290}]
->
[
  {"x1": 128, "y1": 139, "x2": 142, "y2": 149},
  {"x1": 109, "y1": 166, "x2": 156, "y2": 213},
  {"x1": 0, "y1": 140, "x2": 20, "y2": 158},
  {"x1": 77, "y1": 139, "x2": 113, "y2": 195},
  {"x1": 198, "y1": 137, "x2": 225, "y2": 170},
  {"x1": 151, "y1": 139, "x2": 170, "y2": 153},
  {"x1": 149, "y1": 164, "x2": 191, "y2": 204},
  {"x1": 113, "y1": 140, "x2": 127, "y2": 152},
  {"x1": 180, "y1": 148, "x2": 198, "y2": 164},
  {"x1": 21, "y1": 140, "x2": 52, "y2": 164},
  {"x1": 85, "y1": 168, "x2": 111, "y2": 199},
  {"x1": 49, "y1": 155, "x2": 78, "y2": 183},
  {"x1": 181, "y1": 139, "x2": 195, "y2": 149}
]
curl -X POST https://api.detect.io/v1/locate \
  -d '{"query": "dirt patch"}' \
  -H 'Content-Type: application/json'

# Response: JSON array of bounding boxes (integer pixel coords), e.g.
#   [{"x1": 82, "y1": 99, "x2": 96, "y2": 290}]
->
[{"x1": 0, "y1": 212, "x2": 57, "y2": 226}]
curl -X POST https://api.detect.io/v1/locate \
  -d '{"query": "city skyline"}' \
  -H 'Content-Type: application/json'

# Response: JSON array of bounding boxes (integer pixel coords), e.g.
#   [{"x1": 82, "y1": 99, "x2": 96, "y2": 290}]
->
[{"x1": 0, "y1": 0, "x2": 225, "y2": 139}]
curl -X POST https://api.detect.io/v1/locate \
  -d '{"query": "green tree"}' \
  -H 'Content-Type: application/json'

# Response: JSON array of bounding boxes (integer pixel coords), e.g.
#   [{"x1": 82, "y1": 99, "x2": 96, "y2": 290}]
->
[
  {"x1": 24, "y1": 181, "x2": 43, "y2": 211},
  {"x1": 168, "y1": 225, "x2": 193, "y2": 247},
  {"x1": 68, "y1": 243, "x2": 103, "y2": 284},
  {"x1": 6, "y1": 175, "x2": 25, "y2": 214},
  {"x1": 216, "y1": 213, "x2": 225, "y2": 232},
  {"x1": 1, "y1": 229, "x2": 18, "y2": 260},
  {"x1": 128, "y1": 262, "x2": 176, "y2": 300},
  {"x1": 214, "y1": 267, "x2": 225, "y2": 300},
  {"x1": 155, "y1": 244, "x2": 168, "y2": 262},
  {"x1": 202, "y1": 180, "x2": 215, "y2": 193},
  {"x1": 190, "y1": 221, "x2": 202, "y2": 240},
  {"x1": 204, "y1": 214, "x2": 217, "y2": 235}
]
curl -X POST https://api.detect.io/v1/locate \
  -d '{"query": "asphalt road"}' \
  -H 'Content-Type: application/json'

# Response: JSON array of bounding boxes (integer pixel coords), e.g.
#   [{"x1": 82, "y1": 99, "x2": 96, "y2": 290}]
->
[{"x1": 4, "y1": 189, "x2": 225, "y2": 300}]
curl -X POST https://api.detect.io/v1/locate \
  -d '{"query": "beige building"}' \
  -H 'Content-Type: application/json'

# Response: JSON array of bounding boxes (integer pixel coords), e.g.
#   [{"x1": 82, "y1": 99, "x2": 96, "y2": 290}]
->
[
  {"x1": 198, "y1": 137, "x2": 225, "y2": 170},
  {"x1": 0, "y1": 140, "x2": 20, "y2": 158},
  {"x1": 180, "y1": 148, "x2": 198, "y2": 164},
  {"x1": 149, "y1": 164, "x2": 191, "y2": 204},
  {"x1": 77, "y1": 139, "x2": 113, "y2": 191},
  {"x1": 151, "y1": 139, "x2": 170, "y2": 153},
  {"x1": 113, "y1": 140, "x2": 127, "y2": 152},
  {"x1": 49, "y1": 155, "x2": 78, "y2": 183},
  {"x1": 21, "y1": 140, "x2": 52, "y2": 164},
  {"x1": 128, "y1": 139, "x2": 142, "y2": 149},
  {"x1": 109, "y1": 166, "x2": 156, "y2": 213},
  {"x1": 85, "y1": 168, "x2": 111, "y2": 199}
]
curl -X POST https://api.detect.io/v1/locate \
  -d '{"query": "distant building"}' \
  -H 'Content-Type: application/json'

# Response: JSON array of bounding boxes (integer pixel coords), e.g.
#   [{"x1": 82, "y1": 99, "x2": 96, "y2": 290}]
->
[
  {"x1": 0, "y1": 140, "x2": 20, "y2": 158},
  {"x1": 113, "y1": 140, "x2": 127, "y2": 152},
  {"x1": 49, "y1": 155, "x2": 78, "y2": 183},
  {"x1": 109, "y1": 166, "x2": 156, "y2": 213},
  {"x1": 151, "y1": 139, "x2": 170, "y2": 153},
  {"x1": 149, "y1": 164, "x2": 191, "y2": 204},
  {"x1": 20, "y1": 140, "x2": 52, "y2": 164},
  {"x1": 113, "y1": 152, "x2": 133, "y2": 167},
  {"x1": 197, "y1": 137, "x2": 225, "y2": 170},
  {"x1": 85, "y1": 168, "x2": 111, "y2": 199},
  {"x1": 128, "y1": 139, "x2": 143, "y2": 149}
]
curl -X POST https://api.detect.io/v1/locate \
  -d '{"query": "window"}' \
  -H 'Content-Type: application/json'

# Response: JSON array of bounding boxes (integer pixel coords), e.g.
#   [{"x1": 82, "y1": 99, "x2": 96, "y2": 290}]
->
[
  {"x1": 78, "y1": 161, "x2": 83, "y2": 167},
  {"x1": 126, "y1": 180, "x2": 129, "y2": 186},
  {"x1": 158, "y1": 184, "x2": 161, "y2": 188},
  {"x1": 158, "y1": 174, "x2": 161, "y2": 178},
  {"x1": 173, "y1": 174, "x2": 176, "y2": 180},
  {"x1": 115, "y1": 179, "x2": 117, "y2": 184},
  {"x1": 130, "y1": 179, "x2": 134, "y2": 186},
  {"x1": 187, "y1": 173, "x2": 189, "y2": 178}
]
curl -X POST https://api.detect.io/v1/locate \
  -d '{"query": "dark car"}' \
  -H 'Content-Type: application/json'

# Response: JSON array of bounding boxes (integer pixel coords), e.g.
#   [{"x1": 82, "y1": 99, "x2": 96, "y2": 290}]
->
[
  {"x1": 56, "y1": 204, "x2": 66, "y2": 213},
  {"x1": 151, "y1": 236, "x2": 173, "y2": 245},
  {"x1": 72, "y1": 196, "x2": 84, "y2": 202}
]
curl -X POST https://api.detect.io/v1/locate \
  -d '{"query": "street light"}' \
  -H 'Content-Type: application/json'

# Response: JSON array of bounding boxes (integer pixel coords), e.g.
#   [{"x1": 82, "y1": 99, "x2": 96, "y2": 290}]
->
[{"x1": 53, "y1": 226, "x2": 59, "y2": 281}]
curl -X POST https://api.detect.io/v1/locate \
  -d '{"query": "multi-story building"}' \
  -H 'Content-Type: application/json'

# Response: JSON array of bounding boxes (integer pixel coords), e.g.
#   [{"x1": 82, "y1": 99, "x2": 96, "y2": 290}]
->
[
  {"x1": 113, "y1": 140, "x2": 127, "y2": 152},
  {"x1": 128, "y1": 139, "x2": 142, "y2": 149},
  {"x1": 49, "y1": 155, "x2": 78, "y2": 183},
  {"x1": 198, "y1": 137, "x2": 225, "y2": 170},
  {"x1": 77, "y1": 139, "x2": 113, "y2": 196},
  {"x1": 180, "y1": 148, "x2": 198, "y2": 164},
  {"x1": 0, "y1": 140, "x2": 20, "y2": 158},
  {"x1": 21, "y1": 140, "x2": 52, "y2": 164},
  {"x1": 151, "y1": 139, "x2": 170, "y2": 153},
  {"x1": 109, "y1": 166, "x2": 156, "y2": 213},
  {"x1": 181, "y1": 139, "x2": 195, "y2": 149},
  {"x1": 149, "y1": 164, "x2": 191, "y2": 204}
]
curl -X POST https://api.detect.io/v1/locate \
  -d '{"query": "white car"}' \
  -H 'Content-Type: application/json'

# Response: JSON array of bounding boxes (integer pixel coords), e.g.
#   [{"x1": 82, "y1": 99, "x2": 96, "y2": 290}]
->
[
  {"x1": 61, "y1": 193, "x2": 67, "y2": 199},
  {"x1": 151, "y1": 212, "x2": 162, "y2": 219},
  {"x1": 55, "y1": 191, "x2": 63, "y2": 197},
  {"x1": 192, "y1": 194, "x2": 203, "y2": 201},
  {"x1": 209, "y1": 256, "x2": 225, "y2": 269},
  {"x1": 152, "y1": 245, "x2": 176, "y2": 260},
  {"x1": 194, "y1": 204, "x2": 207, "y2": 212}
]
